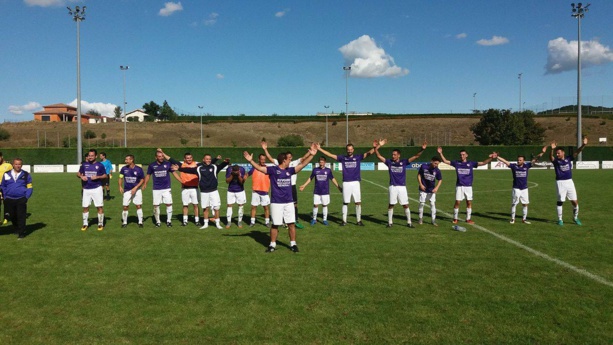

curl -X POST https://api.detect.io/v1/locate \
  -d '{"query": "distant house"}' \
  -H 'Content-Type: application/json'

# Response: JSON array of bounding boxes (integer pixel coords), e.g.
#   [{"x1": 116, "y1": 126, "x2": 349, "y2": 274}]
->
[
  {"x1": 34, "y1": 103, "x2": 109, "y2": 123},
  {"x1": 123, "y1": 109, "x2": 149, "y2": 122}
]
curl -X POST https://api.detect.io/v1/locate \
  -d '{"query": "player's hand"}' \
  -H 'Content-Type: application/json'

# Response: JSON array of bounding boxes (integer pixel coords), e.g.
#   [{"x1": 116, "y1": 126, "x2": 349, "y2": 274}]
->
[
  {"x1": 261, "y1": 141, "x2": 268, "y2": 150},
  {"x1": 119, "y1": 187, "x2": 124, "y2": 194},
  {"x1": 157, "y1": 148, "x2": 164, "y2": 153},
  {"x1": 315, "y1": 142, "x2": 322, "y2": 150},
  {"x1": 372, "y1": 139, "x2": 379, "y2": 148},
  {"x1": 243, "y1": 151, "x2": 253, "y2": 161},
  {"x1": 308, "y1": 147, "x2": 317, "y2": 156},
  {"x1": 379, "y1": 138, "x2": 387, "y2": 147},
  {"x1": 419, "y1": 184, "x2": 426, "y2": 192},
  {"x1": 109, "y1": 174, "x2": 112, "y2": 179},
  {"x1": 550, "y1": 141, "x2": 557, "y2": 149},
  {"x1": 338, "y1": 186, "x2": 343, "y2": 193},
  {"x1": 224, "y1": 158, "x2": 230, "y2": 163},
  {"x1": 437, "y1": 146, "x2": 443, "y2": 154},
  {"x1": 582, "y1": 136, "x2": 588, "y2": 146},
  {"x1": 80, "y1": 176, "x2": 88, "y2": 181},
  {"x1": 421, "y1": 140, "x2": 427, "y2": 150},
  {"x1": 541, "y1": 145, "x2": 548, "y2": 153},
  {"x1": 299, "y1": 185, "x2": 305, "y2": 191},
  {"x1": 131, "y1": 188, "x2": 137, "y2": 195},
  {"x1": 432, "y1": 187, "x2": 439, "y2": 193},
  {"x1": 171, "y1": 164, "x2": 179, "y2": 171}
]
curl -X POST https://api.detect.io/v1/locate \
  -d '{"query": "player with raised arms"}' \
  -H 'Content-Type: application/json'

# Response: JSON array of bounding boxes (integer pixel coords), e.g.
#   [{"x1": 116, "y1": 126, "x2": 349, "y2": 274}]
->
[{"x1": 550, "y1": 137, "x2": 587, "y2": 226}]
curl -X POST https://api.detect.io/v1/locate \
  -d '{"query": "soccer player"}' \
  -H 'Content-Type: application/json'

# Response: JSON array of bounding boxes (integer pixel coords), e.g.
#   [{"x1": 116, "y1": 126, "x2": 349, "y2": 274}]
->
[
  {"x1": 496, "y1": 146, "x2": 547, "y2": 224},
  {"x1": 143, "y1": 150, "x2": 180, "y2": 227},
  {"x1": 99, "y1": 152, "x2": 113, "y2": 200},
  {"x1": 299, "y1": 156, "x2": 342, "y2": 226},
  {"x1": 243, "y1": 143, "x2": 316, "y2": 253},
  {"x1": 246, "y1": 154, "x2": 271, "y2": 227},
  {"x1": 437, "y1": 147, "x2": 496, "y2": 224},
  {"x1": 118, "y1": 154, "x2": 145, "y2": 228},
  {"x1": 77, "y1": 149, "x2": 107, "y2": 231},
  {"x1": 417, "y1": 157, "x2": 443, "y2": 226},
  {"x1": 1, "y1": 158, "x2": 33, "y2": 239},
  {"x1": 225, "y1": 164, "x2": 247, "y2": 228},
  {"x1": 317, "y1": 140, "x2": 379, "y2": 226},
  {"x1": 550, "y1": 137, "x2": 588, "y2": 226},
  {"x1": 179, "y1": 152, "x2": 200, "y2": 226},
  {"x1": 374, "y1": 139, "x2": 426, "y2": 228},
  {"x1": 262, "y1": 141, "x2": 310, "y2": 229},
  {"x1": 173, "y1": 153, "x2": 230, "y2": 229},
  {"x1": 0, "y1": 152, "x2": 13, "y2": 225}
]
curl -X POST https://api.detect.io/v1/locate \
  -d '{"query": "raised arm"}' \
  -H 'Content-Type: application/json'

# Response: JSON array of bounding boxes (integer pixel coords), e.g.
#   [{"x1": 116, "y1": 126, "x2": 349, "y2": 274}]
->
[
  {"x1": 244, "y1": 151, "x2": 267, "y2": 174},
  {"x1": 437, "y1": 147, "x2": 451, "y2": 165},
  {"x1": 530, "y1": 145, "x2": 548, "y2": 164},
  {"x1": 374, "y1": 146, "x2": 386, "y2": 163},
  {"x1": 408, "y1": 140, "x2": 427, "y2": 162},
  {"x1": 573, "y1": 137, "x2": 588, "y2": 158},
  {"x1": 294, "y1": 144, "x2": 318, "y2": 173},
  {"x1": 478, "y1": 152, "x2": 497, "y2": 166},
  {"x1": 260, "y1": 141, "x2": 276, "y2": 164},
  {"x1": 316, "y1": 143, "x2": 338, "y2": 161},
  {"x1": 362, "y1": 139, "x2": 380, "y2": 159},
  {"x1": 550, "y1": 141, "x2": 557, "y2": 162},
  {"x1": 496, "y1": 155, "x2": 511, "y2": 167}
]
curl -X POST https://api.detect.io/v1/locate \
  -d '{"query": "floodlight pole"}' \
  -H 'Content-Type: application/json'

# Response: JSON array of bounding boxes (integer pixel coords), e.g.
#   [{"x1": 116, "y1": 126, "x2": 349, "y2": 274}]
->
[
  {"x1": 120, "y1": 65, "x2": 129, "y2": 147},
  {"x1": 68, "y1": 5, "x2": 86, "y2": 163},
  {"x1": 324, "y1": 105, "x2": 330, "y2": 146},
  {"x1": 343, "y1": 66, "x2": 351, "y2": 145},
  {"x1": 473, "y1": 93, "x2": 477, "y2": 113},
  {"x1": 572, "y1": 2, "x2": 590, "y2": 161},
  {"x1": 198, "y1": 106, "x2": 204, "y2": 147},
  {"x1": 518, "y1": 73, "x2": 523, "y2": 112}
]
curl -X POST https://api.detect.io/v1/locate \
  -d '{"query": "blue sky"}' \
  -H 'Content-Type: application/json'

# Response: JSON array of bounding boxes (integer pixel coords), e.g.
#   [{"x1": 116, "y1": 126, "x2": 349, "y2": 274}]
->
[{"x1": 2, "y1": 0, "x2": 613, "y2": 121}]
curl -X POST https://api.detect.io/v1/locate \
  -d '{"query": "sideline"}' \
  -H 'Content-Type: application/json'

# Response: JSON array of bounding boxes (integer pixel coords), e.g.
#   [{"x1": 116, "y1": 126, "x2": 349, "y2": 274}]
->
[{"x1": 362, "y1": 178, "x2": 613, "y2": 289}]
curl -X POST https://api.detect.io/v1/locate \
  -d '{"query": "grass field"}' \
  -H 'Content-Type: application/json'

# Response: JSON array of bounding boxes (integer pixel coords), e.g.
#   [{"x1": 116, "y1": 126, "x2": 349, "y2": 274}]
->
[{"x1": 1, "y1": 169, "x2": 612, "y2": 344}]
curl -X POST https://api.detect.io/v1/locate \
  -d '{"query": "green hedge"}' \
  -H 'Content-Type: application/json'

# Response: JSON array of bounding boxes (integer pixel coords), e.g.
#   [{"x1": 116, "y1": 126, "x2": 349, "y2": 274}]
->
[{"x1": 1, "y1": 146, "x2": 613, "y2": 165}]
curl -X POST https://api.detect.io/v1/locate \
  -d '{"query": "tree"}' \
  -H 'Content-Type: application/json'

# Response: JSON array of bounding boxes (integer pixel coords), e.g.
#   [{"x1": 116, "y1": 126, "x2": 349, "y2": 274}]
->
[
  {"x1": 86, "y1": 109, "x2": 101, "y2": 116},
  {"x1": 277, "y1": 134, "x2": 304, "y2": 147},
  {"x1": 114, "y1": 106, "x2": 122, "y2": 119},
  {"x1": 0, "y1": 128, "x2": 10, "y2": 141},
  {"x1": 470, "y1": 109, "x2": 545, "y2": 145},
  {"x1": 159, "y1": 100, "x2": 178, "y2": 121},
  {"x1": 84, "y1": 130, "x2": 96, "y2": 139},
  {"x1": 143, "y1": 101, "x2": 161, "y2": 120}
]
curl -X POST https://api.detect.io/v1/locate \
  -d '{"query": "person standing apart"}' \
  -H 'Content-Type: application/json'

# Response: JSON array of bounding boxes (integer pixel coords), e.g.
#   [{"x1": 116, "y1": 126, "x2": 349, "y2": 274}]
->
[
  {"x1": 550, "y1": 137, "x2": 587, "y2": 226},
  {"x1": 1, "y1": 158, "x2": 32, "y2": 239},
  {"x1": 99, "y1": 152, "x2": 113, "y2": 200},
  {"x1": 77, "y1": 149, "x2": 107, "y2": 231}
]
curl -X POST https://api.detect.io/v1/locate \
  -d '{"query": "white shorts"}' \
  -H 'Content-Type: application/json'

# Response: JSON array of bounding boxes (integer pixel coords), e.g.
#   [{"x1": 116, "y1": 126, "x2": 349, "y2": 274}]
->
[
  {"x1": 251, "y1": 192, "x2": 271, "y2": 207},
  {"x1": 153, "y1": 189, "x2": 173, "y2": 205},
  {"x1": 313, "y1": 194, "x2": 331, "y2": 206},
  {"x1": 201, "y1": 191, "x2": 221, "y2": 209},
  {"x1": 511, "y1": 188, "x2": 529, "y2": 205},
  {"x1": 389, "y1": 185, "x2": 409, "y2": 205},
  {"x1": 123, "y1": 189, "x2": 143, "y2": 206},
  {"x1": 227, "y1": 191, "x2": 247, "y2": 205},
  {"x1": 181, "y1": 188, "x2": 199, "y2": 206},
  {"x1": 342, "y1": 181, "x2": 361, "y2": 203},
  {"x1": 455, "y1": 186, "x2": 473, "y2": 201},
  {"x1": 556, "y1": 179, "x2": 577, "y2": 202},
  {"x1": 82, "y1": 186, "x2": 104, "y2": 208},
  {"x1": 270, "y1": 202, "x2": 295, "y2": 226},
  {"x1": 419, "y1": 191, "x2": 437, "y2": 204}
]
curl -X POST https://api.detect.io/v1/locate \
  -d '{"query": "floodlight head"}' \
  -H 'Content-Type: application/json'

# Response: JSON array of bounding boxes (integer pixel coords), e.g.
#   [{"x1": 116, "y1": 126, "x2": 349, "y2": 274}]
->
[{"x1": 571, "y1": 3, "x2": 575, "y2": 8}]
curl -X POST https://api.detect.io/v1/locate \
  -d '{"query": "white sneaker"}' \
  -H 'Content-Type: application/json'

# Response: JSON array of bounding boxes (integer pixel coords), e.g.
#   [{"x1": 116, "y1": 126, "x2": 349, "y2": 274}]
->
[
  {"x1": 200, "y1": 223, "x2": 209, "y2": 229},
  {"x1": 418, "y1": 218, "x2": 423, "y2": 225},
  {"x1": 216, "y1": 222, "x2": 223, "y2": 229},
  {"x1": 522, "y1": 219, "x2": 531, "y2": 224},
  {"x1": 510, "y1": 219, "x2": 515, "y2": 224}
]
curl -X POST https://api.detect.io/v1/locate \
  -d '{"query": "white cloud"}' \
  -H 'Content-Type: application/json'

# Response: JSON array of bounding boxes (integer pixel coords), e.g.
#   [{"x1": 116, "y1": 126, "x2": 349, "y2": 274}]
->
[
  {"x1": 159, "y1": 2, "x2": 183, "y2": 17},
  {"x1": 456, "y1": 33, "x2": 467, "y2": 39},
  {"x1": 68, "y1": 100, "x2": 118, "y2": 118},
  {"x1": 24, "y1": 0, "x2": 65, "y2": 7},
  {"x1": 339, "y1": 35, "x2": 409, "y2": 78},
  {"x1": 204, "y1": 12, "x2": 219, "y2": 26},
  {"x1": 8, "y1": 101, "x2": 42, "y2": 115},
  {"x1": 216, "y1": 74, "x2": 224, "y2": 79},
  {"x1": 275, "y1": 9, "x2": 290, "y2": 18},
  {"x1": 545, "y1": 37, "x2": 613, "y2": 74},
  {"x1": 476, "y1": 35, "x2": 509, "y2": 46}
]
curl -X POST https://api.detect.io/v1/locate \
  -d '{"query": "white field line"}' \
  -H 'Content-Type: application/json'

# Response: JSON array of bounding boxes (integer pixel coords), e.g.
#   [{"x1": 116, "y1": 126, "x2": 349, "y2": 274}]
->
[{"x1": 362, "y1": 178, "x2": 613, "y2": 289}]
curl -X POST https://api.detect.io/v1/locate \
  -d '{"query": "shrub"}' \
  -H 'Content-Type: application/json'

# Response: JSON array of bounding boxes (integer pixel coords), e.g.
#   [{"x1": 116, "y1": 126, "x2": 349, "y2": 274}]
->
[
  {"x1": 62, "y1": 136, "x2": 77, "y2": 148},
  {"x1": 180, "y1": 138, "x2": 189, "y2": 146},
  {"x1": 84, "y1": 130, "x2": 96, "y2": 139},
  {"x1": 0, "y1": 128, "x2": 10, "y2": 141},
  {"x1": 277, "y1": 134, "x2": 304, "y2": 147}
]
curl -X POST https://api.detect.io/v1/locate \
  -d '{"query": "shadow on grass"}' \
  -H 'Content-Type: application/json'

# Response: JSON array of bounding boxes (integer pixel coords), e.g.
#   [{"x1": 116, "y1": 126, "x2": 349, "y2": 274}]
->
[
  {"x1": 361, "y1": 214, "x2": 387, "y2": 226},
  {"x1": 475, "y1": 211, "x2": 551, "y2": 223},
  {"x1": 223, "y1": 230, "x2": 294, "y2": 250},
  {"x1": 0, "y1": 222, "x2": 46, "y2": 238}
]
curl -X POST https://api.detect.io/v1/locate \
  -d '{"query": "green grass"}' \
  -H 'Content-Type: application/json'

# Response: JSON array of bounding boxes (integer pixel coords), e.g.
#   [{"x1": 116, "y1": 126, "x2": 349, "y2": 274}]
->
[{"x1": 1, "y1": 170, "x2": 612, "y2": 344}]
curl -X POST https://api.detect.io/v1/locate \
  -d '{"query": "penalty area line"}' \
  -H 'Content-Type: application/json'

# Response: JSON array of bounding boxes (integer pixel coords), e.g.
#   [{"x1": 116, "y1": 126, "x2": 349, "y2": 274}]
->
[{"x1": 362, "y1": 178, "x2": 613, "y2": 289}]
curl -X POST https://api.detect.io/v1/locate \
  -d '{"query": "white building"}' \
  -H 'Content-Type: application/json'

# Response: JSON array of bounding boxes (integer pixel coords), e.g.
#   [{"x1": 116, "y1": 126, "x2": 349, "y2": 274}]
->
[{"x1": 123, "y1": 109, "x2": 149, "y2": 122}]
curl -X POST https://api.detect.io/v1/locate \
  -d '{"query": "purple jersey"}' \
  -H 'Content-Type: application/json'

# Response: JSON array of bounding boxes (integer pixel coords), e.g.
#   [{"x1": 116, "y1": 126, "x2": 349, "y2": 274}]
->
[
  {"x1": 310, "y1": 167, "x2": 334, "y2": 195},
  {"x1": 79, "y1": 161, "x2": 106, "y2": 189},
  {"x1": 120, "y1": 165, "x2": 145, "y2": 191},
  {"x1": 147, "y1": 161, "x2": 173, "y2": 190},
  {"x1": 450, "y1": 160, "x2": 479, "y2": 187},
  {"x1": 337, "y1": 154, "x2": 364, "y2": 182},
  {"x1": 266, "y1": 166, "x2": 296, "y2": 204},
  {"x1": 552, "y1": 156, "x2": 573, "y2": 181},
  {"x1": 418, "y1": 164, "x2": 442, "y2": 193},
  {"x1": 509, "y1": 162, "x2": 531, "y2": 190},
  {"x1": 226, "y1": 166, "x2": 246, "y2": 192},
  {"x1": 385, "y1": 159, "x2": 410, "y2": 186}
]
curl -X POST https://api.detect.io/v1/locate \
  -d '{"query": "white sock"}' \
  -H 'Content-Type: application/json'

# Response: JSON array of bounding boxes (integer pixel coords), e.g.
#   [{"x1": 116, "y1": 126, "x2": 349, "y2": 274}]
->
[
  {"x1": 153, "y1": 206, "x2": 160, "y2": 223},
  {"x1": 387, "y1": 209, "x2": 393, "y2": 224},
  {"x1": 98, "y1": 213, "x2": 104, "y2": 225},
  {"x1": 404, "y1": 207, "x2": 411, "y2": 224},
  {"x1": 265, "y1": 218, "x2": 270, "y2": 225},
  {"x1": 215, "y1": 217, "x2": 220, "y2": 224},
  {"x1": 290, "y1": 241, "x2": 296, "y2": 247},
  {"x1": 166, "y1": 206, "x2": 173, "y2": 223},
  {"x1": 312, "y1": 207, "x2": 318, "y2": 221},
  {"x1": 194, "y1": 216, "x2": 199, "y2": 224},
  {"x1": 204, "y1": 219, "x2": 209, "y2": 225},
  {"x1": 137, "y1": 209, "x2": 143, "y2": 223},
  {"x1": 322, "y1": 206, "x2": 328, "y2": 221},
  {"x1": 227, "y1": 207, "x2": 233, "y2": 223},
  {"x1": 511, "y1": 204, "x2": 517, "y2": 219},
  {"x1": 453, "y1": 208, "x2": 459, "y2": 220},
  {"x1": 557, "y1": 206, "x2": 563, "y2": 220},
  {"x1": 122, "y1": 211, "x2": 128, "y2": 224},
  {"x1": 342, "y1": 205, "x2": 348, "y2": 222},
  {"x1": 431, "y1": 202, "x2": 436, "y2": 221},
  {"x1": 183, "y1": 215, "x2": 188, "y2": 223},
  {"x1": 251, "y1": 217, "x2": 256, "y2": 225},
  {"x1": 418, "y1": 203, "x2": 425, "y2": 219},
  {"x1": 83, "y1": 212, "x2": 89, "y2": 226},
  {"x1": 573, "y1": 205, "x2": 579, "y2": 219},
  {"x1": 356, "y1": 205, "x2": 362, "y2": 222},
  {"x1": 466, "y1": 207, "x2": 472, "y2": 220},
  {"x1": 522, "y1": 206, "x2": 528, "y2": 220},
  {"x1": 269, "y1": 241, "x2": 276, "y2": 248},
  {"x1": 238, "y1": 206, "x2": 244, "y2": 223}
]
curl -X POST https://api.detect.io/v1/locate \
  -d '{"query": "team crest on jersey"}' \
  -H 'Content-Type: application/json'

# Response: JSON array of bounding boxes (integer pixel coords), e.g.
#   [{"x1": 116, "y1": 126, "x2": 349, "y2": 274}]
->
[
  {"x1": 285, "y1": 172, "x2": 290, "y2": 176},
  {"x1": 400, "y1": 162, "x2": 403, "y2": 166}
]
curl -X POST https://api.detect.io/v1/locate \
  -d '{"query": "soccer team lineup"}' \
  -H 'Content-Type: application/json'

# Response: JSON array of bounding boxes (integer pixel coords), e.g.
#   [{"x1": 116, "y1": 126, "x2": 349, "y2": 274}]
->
[{"x1": 65, "y1": 136, "x2": 590, "y2": 253}]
